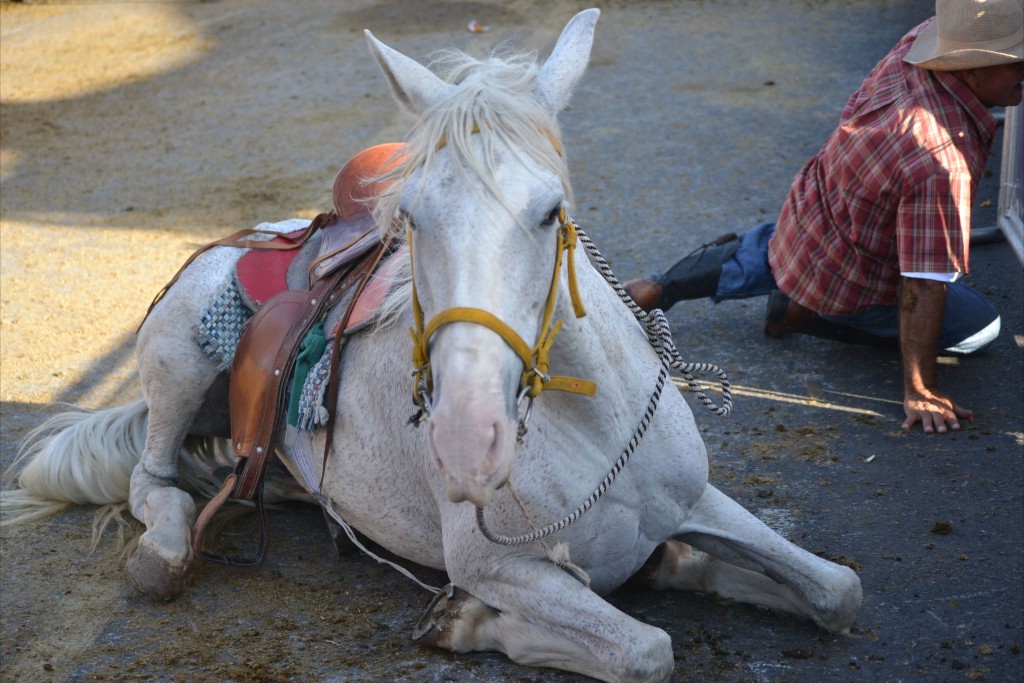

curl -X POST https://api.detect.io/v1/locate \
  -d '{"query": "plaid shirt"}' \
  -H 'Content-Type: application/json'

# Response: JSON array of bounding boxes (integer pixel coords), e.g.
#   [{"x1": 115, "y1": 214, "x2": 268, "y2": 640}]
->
[{"x1": 768, "y1": 19, "x2": 997, "y2": 316}]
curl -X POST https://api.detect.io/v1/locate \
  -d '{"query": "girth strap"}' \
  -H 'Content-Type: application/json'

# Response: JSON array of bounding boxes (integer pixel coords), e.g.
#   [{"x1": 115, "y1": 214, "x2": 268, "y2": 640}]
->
[{"x1": 318, "y1": 233, "x2": 396, "y2": 492}]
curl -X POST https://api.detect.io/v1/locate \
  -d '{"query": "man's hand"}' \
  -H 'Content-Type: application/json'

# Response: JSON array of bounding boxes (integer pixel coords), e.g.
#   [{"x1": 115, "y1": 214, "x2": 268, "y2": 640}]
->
[
  {"x1": 902, "y1": 387, "x2": 973, "y2": 434},
  {"x1": 898, "y1": 276, "x2": 973, "y2": 434}
]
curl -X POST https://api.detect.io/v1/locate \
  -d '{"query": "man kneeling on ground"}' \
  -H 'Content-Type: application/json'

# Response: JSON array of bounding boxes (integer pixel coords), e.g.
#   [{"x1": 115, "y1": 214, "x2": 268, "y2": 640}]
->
[{"x1": 626, "y1": 0, "x2": 1024, "y2": 435}]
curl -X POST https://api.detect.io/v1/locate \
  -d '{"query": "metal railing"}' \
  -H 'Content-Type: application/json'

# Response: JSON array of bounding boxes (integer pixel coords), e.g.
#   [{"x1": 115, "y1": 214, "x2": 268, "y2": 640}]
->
[{"x1": 997, "y1": 104, "x2": 1023, "y2": 266}]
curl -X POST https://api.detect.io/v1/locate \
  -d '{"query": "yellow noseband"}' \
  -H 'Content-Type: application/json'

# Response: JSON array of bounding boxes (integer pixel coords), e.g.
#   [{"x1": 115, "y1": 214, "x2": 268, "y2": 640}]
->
[{"x1": 409, "y1": 207, "x2": 596, "y2": 415}]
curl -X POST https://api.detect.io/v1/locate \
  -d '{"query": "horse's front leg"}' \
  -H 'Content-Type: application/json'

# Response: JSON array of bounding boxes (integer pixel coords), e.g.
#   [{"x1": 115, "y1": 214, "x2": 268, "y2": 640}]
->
[
  {"x1": 414, "y1": 556, "x2": 673, "y2": 683},
  {"x1": 665, "y1": 484, "x2": 862, "y2": 633}
]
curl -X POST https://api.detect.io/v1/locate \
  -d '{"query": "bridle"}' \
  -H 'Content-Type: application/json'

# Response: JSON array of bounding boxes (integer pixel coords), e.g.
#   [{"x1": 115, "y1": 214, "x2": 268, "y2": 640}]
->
[
  {"x1": 407, "y1": 207, "x2": 597, "y2": 440},
  {"x1": 401, "y1": 124, "x2": 731, "y2": 549}
]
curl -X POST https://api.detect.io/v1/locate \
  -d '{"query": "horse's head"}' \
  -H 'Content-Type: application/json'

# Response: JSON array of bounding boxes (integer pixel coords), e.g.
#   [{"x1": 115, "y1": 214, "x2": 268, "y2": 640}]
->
[{"x1": 365, "y1": 9, "x2": 600, "y2": 507}]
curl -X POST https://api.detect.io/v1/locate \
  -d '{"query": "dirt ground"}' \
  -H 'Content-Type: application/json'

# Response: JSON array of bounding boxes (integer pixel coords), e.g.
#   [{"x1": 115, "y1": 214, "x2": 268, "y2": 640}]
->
[{"x1": 2, "y1": 1, "x2": 1022, "y2": 682}]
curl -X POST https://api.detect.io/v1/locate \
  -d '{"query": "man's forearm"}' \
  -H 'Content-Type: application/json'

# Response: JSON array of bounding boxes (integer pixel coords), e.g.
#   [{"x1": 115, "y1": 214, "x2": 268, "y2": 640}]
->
[{"x1": 898, "y1": 277, "x2": 945, "y2": 395}]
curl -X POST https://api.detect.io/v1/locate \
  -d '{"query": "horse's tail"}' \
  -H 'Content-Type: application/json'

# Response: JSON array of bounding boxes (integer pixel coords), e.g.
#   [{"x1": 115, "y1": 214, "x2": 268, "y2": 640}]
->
[{"x1": 1, "y1": 400, "x2": 148, "y2": 526}]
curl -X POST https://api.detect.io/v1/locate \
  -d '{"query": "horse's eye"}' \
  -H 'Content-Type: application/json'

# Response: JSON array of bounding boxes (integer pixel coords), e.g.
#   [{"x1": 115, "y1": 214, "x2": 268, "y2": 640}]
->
[{"x1": 544, "y1": 205, "x2": 562, "y2": 226}]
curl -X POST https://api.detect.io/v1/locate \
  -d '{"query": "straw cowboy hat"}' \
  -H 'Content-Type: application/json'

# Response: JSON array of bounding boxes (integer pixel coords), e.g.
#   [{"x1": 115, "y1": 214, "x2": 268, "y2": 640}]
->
[{"x1": 905, "y1": 0, "x2": 1024, "y2": 70}]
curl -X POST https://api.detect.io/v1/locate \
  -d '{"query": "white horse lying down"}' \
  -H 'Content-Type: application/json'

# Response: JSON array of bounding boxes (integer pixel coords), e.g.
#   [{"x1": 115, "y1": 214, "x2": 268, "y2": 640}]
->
[{"x1": 2, "y1": 9, "x2": 861, "y2": 682}]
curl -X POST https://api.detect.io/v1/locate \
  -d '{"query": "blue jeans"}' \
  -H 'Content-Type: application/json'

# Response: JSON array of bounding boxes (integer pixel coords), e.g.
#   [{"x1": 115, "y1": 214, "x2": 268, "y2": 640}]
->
[{"x1": 714, "y1": 222, "x2": 1001, "y2": 354}]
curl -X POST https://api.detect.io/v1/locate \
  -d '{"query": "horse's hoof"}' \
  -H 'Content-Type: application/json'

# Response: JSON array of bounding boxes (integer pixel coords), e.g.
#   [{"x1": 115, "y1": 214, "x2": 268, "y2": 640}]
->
[
  {"x1": 412, "y1": 583, "x2": 458, "y2": 644},
  {"x1": 412, "y1": 584, "x2": 499, "y2": 651},
  {"x1": 125, "y1": 536, "x2": 189, "y2": 601},
  {"x1": 813, "y1": 565, "x2": 863, "y2": 634}
]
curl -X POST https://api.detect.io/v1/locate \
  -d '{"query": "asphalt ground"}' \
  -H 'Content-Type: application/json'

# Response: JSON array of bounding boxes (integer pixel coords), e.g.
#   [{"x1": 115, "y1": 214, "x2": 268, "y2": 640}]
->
[{"x1": 1, "y1": 1, "x2": 1022, "y2": 682}]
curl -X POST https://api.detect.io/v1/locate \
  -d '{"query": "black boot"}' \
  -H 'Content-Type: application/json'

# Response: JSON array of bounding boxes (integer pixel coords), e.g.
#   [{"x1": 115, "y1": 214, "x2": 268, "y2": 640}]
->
[{"x1": 623, "y1": 233, "x2": 739, "y2": 312}]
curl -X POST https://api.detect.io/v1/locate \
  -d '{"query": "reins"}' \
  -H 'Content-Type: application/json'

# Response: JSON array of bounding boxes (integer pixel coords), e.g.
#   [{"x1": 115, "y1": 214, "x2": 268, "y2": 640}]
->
[{"x1": 139, "y1": 211, "x2": 339, "y2": 331}]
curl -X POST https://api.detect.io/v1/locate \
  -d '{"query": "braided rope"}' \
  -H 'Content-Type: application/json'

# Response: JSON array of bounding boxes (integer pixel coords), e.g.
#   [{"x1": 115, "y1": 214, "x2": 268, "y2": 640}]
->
[
  {"x1": 575, "y1": 226, "x2": 731, "y2": 416},
  {"x1": 475, "y1": 220, "x2": 731, "y2": 546},
  {"x1": 476, "y1": 362, "x2": 668, "y2": 546}
]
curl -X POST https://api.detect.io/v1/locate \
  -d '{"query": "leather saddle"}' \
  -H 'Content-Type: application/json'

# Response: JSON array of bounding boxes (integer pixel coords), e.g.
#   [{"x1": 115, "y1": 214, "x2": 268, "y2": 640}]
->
[
  {"x1": 225, "y1": 210, "x2": 391, "y2": 505},
  {"x1": 144, "y1": 143, "x2": 406, "y2": 566}
]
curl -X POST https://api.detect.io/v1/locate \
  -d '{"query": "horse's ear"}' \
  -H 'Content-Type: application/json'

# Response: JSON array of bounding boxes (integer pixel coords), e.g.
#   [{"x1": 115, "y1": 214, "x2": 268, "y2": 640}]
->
[
  {"x1": 534, "y1": 8, "x2": 600, "y2": 115},
  {"x1": 365, "y1": 30, "x2": 453, "y2": 115}
]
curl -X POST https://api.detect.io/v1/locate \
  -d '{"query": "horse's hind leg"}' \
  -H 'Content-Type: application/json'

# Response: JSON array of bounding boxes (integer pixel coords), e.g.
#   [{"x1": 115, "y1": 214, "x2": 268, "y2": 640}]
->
[
  {"x1": 637, "y1": 540, "x2": 836, "y2": 622},
  {"x1": 668, "y1": 484, "x2": 862, "y2": 633},
  {"x1": 126, "y1": 299, "x2": 224, "y2": 600},
  {"x1": 125, "y1": 485, "x2": 196, "y2": 600}
]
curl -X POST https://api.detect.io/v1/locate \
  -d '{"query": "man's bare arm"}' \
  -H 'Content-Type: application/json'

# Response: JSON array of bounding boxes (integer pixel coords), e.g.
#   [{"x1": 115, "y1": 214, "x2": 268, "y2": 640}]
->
[{"x1": 898, "y1": 276, "x2": 973, "y2": 433}]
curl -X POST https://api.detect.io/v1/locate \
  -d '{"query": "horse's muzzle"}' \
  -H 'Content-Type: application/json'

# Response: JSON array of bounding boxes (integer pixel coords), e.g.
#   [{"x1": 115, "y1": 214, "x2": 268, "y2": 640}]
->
[{"x1": 428, "y1": 406, "x2": 514, "y2": 508}]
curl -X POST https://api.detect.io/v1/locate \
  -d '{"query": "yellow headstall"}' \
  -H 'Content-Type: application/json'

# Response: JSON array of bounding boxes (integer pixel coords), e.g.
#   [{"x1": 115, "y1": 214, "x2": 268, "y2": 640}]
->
[{"x1": 409, "y1": 206, "x2": 597, "y2": 414}]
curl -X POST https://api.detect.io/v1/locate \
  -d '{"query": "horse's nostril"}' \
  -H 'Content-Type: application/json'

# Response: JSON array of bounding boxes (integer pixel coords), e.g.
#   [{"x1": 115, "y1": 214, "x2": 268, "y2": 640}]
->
[{"x1": 427, "y1": 395, "x2": 511, "y2": 509}]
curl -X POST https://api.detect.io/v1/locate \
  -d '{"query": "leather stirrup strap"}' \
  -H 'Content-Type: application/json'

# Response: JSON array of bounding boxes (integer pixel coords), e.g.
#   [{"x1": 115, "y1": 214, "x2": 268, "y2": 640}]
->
[
  {"x1": 234, "y1": 268, "x2": 348, "y2": 501},
  {"x1": 191, "y1": 471, "x2": 237, "y2": 561},
  {"x1": 191, "y1": 468, "x2": 270, "y2": 567},
  {"x1": 191, "y1": 266, "x2": 346, "y2": 566},
  {"x1": 189, "y1": 233, "x2": 395, "y2": 567},
  {"x1": 139, "y1": 211, "x2": 338, "y2": 332},
  {"x1": 318, "y1": 235, "x2": 396, "y2": 491}
]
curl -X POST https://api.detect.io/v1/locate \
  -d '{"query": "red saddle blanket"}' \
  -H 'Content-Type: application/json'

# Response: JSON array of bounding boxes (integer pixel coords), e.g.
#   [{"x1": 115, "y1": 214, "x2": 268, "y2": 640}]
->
[{"x1": 233, "y1": 215, "x2": 391, "y2": 335}]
